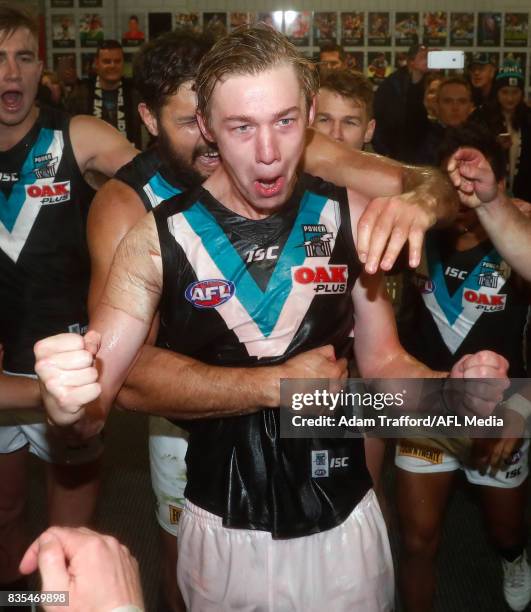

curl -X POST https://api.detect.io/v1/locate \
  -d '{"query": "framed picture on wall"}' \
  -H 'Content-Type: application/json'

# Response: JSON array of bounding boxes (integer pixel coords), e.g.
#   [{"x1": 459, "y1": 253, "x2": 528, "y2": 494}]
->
[
  {"x1": 79, "y1": 0, "x2": 102, "y2": 8},
  {"x1": 477, "y1": 13, "x2": 501, "y2": 47},
  {"x1": 313, "y1": 12, "x2": 337, "y2": 46},
  {"x1": 80, "y1": 52, "x2": 96, "y2": 78},
  {"x1": 52, "y1": 14, "x2": 75, "y2": 48},
  {"x1": 79, "y1": 14, "x2": 104, "y2": 47},
  {"x1": 203, "y1": 13, "x2": 228, "y2": 40},
  {"x1": 368, "y1": 12, "x2": 390, "y2": 47},
  {"x1": 148, "y1": 13, "x2": 172, "y2": 39},
  {"x1": 230, "y1": 13, "x2": 254, "y2": 31},
  {"x1": 394, "y1": 12, "x2": 419, "y2": 47},
  {"x1": 423, "y1": 12, "x2": 447, "y2": 47},
  {"x1": 341, "y1": 12, "x2": 364, "y2": 47},
  {"x1": 121, "y1": 14, "x2": 145, "y2": 48},
  {"x1": 503, "y1": 51, "x2": 527, "y2": 78},
  {"x1": 367, "y1": 51, "x2": 392, "y2": 88},
  {"x1": 449, "y1": 13, "x2": 475, "y2": 47},
  {"x1": 53, "y1": 52, "x2": 77, "y2": 83},
  {"x1": 284, "y1": 11, "x2": 311, "y2": 47},
  {"x1": 51, "y1": 0, "x2": 73, "y2": 8},
  {"x1": 256, "y1": 12, "x2": 282, "y2": 32},
  {"x1": 175, "y1": 13, "x2": 201, "y2": 33},
  {"x1": 345, "y1": 51, "x2": 364, "y2": 72},
  {"x1": 504, "y1": 13, "x2": 528, "y2": 48}
]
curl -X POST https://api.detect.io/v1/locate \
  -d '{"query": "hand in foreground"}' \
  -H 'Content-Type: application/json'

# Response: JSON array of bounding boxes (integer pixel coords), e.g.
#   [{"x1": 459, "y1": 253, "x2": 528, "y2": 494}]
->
[
  {"x1": 447, "y1": 147, "x2": 499, "y2": 209},
  {"x1": 448, "y1": 350, "x2": 509, "y2": 418},
  {"x1": 34, "y1": 331, "x2": 102, "y2": 426},
  {"x1": 357, "y1": 191, "x2": 437, "y2": 274},
  {"x1": 19, "y1": 526, "x2": 144, "y2": 612}
]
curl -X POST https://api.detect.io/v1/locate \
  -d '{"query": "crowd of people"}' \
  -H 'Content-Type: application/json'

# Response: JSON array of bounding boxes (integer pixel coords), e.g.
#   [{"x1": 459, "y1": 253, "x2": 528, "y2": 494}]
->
[{"x1": 1, "y1": 4, "x2": 531, "y2": 611}]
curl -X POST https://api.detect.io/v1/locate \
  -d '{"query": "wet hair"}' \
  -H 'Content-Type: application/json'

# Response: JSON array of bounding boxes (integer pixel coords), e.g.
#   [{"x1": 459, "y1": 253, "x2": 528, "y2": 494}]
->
[
  {"x1": 196, "y1": 24, "x2": 318, "y2": 125},
  {"x1": 319, "y1": 69, "x2": 374, "y2": 119},
  {"x1": 0, "y1": 5, "x2": 38, "y2": 44},
  {"x1": 437, "y1": 121, "x2": 506, "y2": 183},
  {"x1": 133, "y1": 30, "x2": 213, "y2": 117}
]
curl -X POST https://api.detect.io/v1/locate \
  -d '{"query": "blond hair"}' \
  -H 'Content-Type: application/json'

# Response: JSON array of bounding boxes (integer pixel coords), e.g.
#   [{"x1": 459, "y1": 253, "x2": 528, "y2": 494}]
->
[{"x1": 196, "y1": 24, "x2": 318, "y2": 125}]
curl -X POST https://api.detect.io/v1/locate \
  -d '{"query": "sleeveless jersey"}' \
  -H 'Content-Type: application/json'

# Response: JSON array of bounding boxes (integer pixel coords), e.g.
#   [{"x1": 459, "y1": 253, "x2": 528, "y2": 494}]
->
[
  {"x1": 114, "y1": 147, "x2": 195, "y2": 211},
  {"x1": 0, "y1": 108, "x2": 93, "y2": 374},
  {"x1": 154, "y1": 174, "x2": 372, "y2": 539},
  {"x1": 399, "y1": 232, "x2": 529, "y2": 376}
]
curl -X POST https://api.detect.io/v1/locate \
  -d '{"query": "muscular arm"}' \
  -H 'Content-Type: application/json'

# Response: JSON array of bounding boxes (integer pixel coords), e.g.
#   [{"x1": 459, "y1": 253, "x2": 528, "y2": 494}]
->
[
  {"x1": 303, "y1": 129, "x2": 458, "y2": 273},
  {"x1": 69, "y1": 115, "x2": 138, "y2": 179}
]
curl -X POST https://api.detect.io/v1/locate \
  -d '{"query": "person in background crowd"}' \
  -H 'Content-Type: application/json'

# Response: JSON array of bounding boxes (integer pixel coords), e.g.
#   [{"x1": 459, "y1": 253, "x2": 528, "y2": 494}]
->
[
  {"x1": 396, "y1": 123, "x2": 531, "y2": 612},
  {"x1": 318, "y1": 42, "x2": 346, "y2": 76},
  {"x1": 476, "y1": 60, "x2": 531, "y2": 202},
  {"x1": 372, "y1": 42, "x2": 429, "y2": 160},
  {"x1": 37, "y1": 70, "x2": 65, "y2": 109},
  {"x1": 404, "y1": 76, "x2": 475, "y2": 166},
  {"x1": 423, "y1": 72, "x2": 443, "y2": 122},
  {"x1": 467, "y1": 52, "x2": 497, "y2": 109},
  {"x1": 66, "y1": 40, "x2": 142, "y2": 148},
  {"x1": 0, "y1": 7, "x2": 137, "y2": 610},
  {"x1": 313, "y1": 69, "x2": 375, "y2": 151}
]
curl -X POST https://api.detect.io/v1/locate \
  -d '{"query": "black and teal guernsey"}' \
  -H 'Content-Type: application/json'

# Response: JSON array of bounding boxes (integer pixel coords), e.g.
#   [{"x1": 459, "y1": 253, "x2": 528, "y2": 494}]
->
[
  {"x1": 0, "y1": 108, "x2": 93, "y2": 374},
  {"x1": 153, "y1": 173, "x2": 372, "y2": 539},
  {"x1": 114, "y1": 147, "x2": 190, "y2": 212},
  {"x1": 399, "y1": 233, "x2": 529, "y2": 376}
]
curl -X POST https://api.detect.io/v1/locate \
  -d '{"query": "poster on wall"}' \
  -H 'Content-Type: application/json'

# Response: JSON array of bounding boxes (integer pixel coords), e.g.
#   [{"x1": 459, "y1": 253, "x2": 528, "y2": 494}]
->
[
  {"x1": 313, "y1": 12, "x2": 337, "y2": 46},
  {"x1": 53, "y1": 52, "x2": 77, "y2": 83},
  {"x1": 345, "y1": 51, "x2": 364, "y2": 72},
  {"x1": 341, "y1": 12, "x2": 364, "y2": 47},
  {"x1": 449, "y1": 13, "x2": 475, "y2": 47},
  {"x1": 148, "y1": 13, "x2": 172, "y2": 39},
  {"x1": 285, "y1": 11, "x2": 311, "y2": 47},
  {"x1": 80, "y1": 52, "x2": 96, "y2": 78},
  {"x1": 368, "y1": 12, "x2": 390, "y2": 47},
  {"x1": 423, "y1": 12, "x2": 447, "y2": 47},
  {"x1": 79, "y1": 14, "x2": 104, "y2": 47},
  {"x1": 504, "y1": 13, "x2": 528, "y2": 48},
  {"x1": 230, "y1": 13, "x2": 254, "y2": 31},
  {"x1": 121, "y1": 14, "x2": 145, "y2": 47},
  {"x1": 79, "y1": 0, "x2": 102, "y2": 8},
  {"x1": 51, "y1": 0, "x2": 73, "y2": 8},
  {"x1": 477, "y1": 13, "x2": 501, "y2": 46},
  {"x1": 51, "y1": 15, "x2": 75, "y2": 48},
  {"x1": 394, "y1": 12, "x2": 419, "y2": 47},
  {"x1": 367, "y1": 51, "x2": 392, "y2": 87},
  {"x1": 175, "y1": 13, "x2": 201, "y2": 33},
  {"x1": 256, "y1": 12, "x2": 282, "y2": 32},
  {"x1": 502, "y1": 51, "x2": 527, "y2": 77},
  {"x1": 203, "y1": 13, "x2": 228, "y2": 40}
]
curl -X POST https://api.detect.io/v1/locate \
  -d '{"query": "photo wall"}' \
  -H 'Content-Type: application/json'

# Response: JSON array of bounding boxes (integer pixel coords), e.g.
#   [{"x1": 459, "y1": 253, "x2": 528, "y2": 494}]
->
[{"x1": 45, "y1": 5, "x2": 531, "y2": 96}]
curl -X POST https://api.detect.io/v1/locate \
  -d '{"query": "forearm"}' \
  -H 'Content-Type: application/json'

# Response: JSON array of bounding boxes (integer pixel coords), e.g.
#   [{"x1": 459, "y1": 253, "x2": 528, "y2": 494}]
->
[
  {"x1": 0, "y1": 375, "x2": 41, "y2": 410},
  {"x1": 401, "y1": 165, "x2": 459, "y2": 226},
  {"x1": 116, "y1": 345, "x2": 281, "y2": 418},
  {"x1": 476, "y1": 194, "x2": 531, "y2": 281},
  {"x1": 365, "y1": 348, "x2": 447, "y2": 380}
]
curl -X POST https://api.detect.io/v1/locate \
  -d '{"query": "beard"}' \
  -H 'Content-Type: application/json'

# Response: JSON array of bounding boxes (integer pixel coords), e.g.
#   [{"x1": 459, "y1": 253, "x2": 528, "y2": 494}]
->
[{"x1": 157, "y1": 129, "x2": 215, "y2": 189}]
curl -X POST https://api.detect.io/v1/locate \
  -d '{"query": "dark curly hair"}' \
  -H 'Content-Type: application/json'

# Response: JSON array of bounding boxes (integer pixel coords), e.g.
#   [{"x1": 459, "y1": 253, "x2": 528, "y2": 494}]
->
[{"x1": 133, "y1": 30, "x2": 213, "y2": 117}]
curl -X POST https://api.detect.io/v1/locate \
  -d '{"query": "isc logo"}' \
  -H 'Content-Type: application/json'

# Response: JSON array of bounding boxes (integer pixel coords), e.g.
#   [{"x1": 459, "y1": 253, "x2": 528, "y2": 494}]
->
[
  {"x1": 185, "y1": 279, "x2": 235, "y2": 309},
  {"x1": 25, "y1": 181, "x2": 70, "y2": 205}
]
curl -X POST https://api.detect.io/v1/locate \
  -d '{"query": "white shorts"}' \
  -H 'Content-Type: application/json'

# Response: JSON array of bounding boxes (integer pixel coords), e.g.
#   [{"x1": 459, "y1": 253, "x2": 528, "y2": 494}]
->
[
  {"x1": 177, "y1": 490, "x2": 394, "y2": 612},
  {"x1": 149, "y1": 416, "x2": 189, "y2": 536},
  {"x1": 395, "y1": 439, "x2": 529, "y2": 488}
]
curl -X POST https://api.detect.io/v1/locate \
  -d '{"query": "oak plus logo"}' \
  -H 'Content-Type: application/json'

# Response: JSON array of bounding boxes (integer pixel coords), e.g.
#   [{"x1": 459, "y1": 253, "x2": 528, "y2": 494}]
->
[
  {"x1": 292, "y1": 264, "x2": 348, "y2": 294},
  {"x1": 25, "y1": 181, "x2": 70, "y2": 205}
]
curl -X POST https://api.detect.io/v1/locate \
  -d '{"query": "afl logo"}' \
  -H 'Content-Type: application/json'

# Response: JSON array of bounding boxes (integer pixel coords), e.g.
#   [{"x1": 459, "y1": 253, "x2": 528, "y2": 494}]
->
[{"x1": 185, "y1": 279, "x2": 235, "y2": 309}]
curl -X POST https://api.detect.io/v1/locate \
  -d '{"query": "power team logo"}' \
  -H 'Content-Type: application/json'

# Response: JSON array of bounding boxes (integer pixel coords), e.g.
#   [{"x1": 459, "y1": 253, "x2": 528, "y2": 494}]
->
[
  {"x1": 292, "y1": 265, "x2": 348, "y2": 294},
  {"x1": 33, "y1": 153, "x2": 58, "y2": 179},
  {"x1": 25, "y1": 181, "x2": 71, "y2": 205},
  {"x1": 185, "y1": 279, "x2": 235, "y2": 309},
  {"x1": 300, "y1": 224, "x2": 333, "y2": 257}
]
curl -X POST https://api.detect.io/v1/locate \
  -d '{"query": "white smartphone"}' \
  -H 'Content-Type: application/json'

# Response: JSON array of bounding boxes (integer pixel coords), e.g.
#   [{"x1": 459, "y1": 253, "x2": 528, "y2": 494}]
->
[{"x1": 427, "y1": 50, "x2": 465, "y2": 70}]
